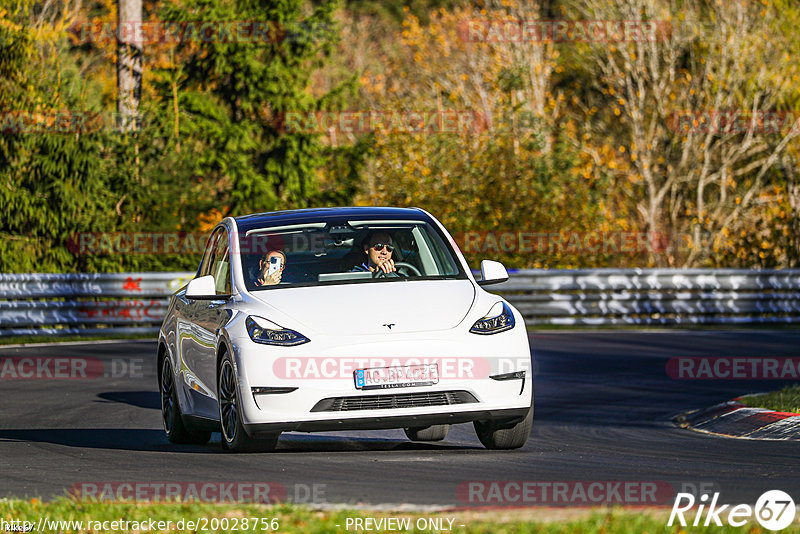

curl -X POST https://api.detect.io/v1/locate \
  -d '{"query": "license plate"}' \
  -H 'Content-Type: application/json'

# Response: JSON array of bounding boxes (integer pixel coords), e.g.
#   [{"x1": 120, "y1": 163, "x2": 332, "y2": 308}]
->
[{"x1": 354, "y1": 363, "x2": 439, "y2": 390}]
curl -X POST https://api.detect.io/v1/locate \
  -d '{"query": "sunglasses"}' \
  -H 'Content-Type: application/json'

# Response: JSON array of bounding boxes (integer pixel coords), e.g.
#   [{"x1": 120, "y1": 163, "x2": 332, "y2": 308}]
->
[{"x1": 370, "y1": 243, "x2": 394, "y2": 252}]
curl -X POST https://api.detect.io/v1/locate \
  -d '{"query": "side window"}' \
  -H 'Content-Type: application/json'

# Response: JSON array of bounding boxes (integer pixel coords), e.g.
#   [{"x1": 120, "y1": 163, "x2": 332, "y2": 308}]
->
[
  {"x1": 198, "y1": 230, "x2": 221, "y2": 278},
  {"x1": 210, "y1": 231, "x2": 232, "y2": 295}
]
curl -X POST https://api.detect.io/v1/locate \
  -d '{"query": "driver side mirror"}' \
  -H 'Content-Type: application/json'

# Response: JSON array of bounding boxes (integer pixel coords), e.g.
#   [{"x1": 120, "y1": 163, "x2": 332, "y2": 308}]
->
[
  {"x1": 185, "y1": 275, "x2": 220, "y2": 299},
  {"x1": 477, "y1": 260, "x2": 509, "y2": 286}
]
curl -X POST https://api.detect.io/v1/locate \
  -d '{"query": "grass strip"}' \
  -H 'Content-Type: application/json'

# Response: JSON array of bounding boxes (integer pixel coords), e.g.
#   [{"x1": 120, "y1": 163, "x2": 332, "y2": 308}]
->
[
  {"x1": 0, "y1": 499, "x2": 790, "y2": 533},
  {"x1": 739, "y1": 384, "x2": 800, "y2": 414}
]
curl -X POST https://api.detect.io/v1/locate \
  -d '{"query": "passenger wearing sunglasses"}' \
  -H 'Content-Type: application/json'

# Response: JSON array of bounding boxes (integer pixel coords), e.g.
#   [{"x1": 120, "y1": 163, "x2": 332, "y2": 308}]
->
[{"x1": 352, "y1": 232, "x2": 401, "y2": 277}]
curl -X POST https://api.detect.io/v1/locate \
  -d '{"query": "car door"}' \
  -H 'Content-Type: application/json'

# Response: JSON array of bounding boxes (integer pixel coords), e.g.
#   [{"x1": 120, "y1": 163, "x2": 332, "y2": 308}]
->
[
  {"x1": 175, "y1": 229, "x2": 217, "y2": 417},
  {"x1": 178, "y1": 227, "x2": 228, "y2": 419},
  {"x1": 188, "y1": 227, "x2": 234, "y2": 419}
]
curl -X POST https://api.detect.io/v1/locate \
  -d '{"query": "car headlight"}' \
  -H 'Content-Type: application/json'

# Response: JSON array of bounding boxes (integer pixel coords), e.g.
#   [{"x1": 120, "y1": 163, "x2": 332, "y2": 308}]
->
[
  {"x1": 246, "y1": 316, "x2": 310, "y2": 346},
  {"x1": 469, "y1": 302, "x2": 515, "y2": 335}
]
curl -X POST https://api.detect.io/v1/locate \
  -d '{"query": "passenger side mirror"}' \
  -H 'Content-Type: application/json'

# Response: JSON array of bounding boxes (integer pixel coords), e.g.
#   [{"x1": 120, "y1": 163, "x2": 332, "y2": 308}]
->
[
  {"x1": 185, "y1": 275, "x2": 220, "y2": 299},
  {"x1": 478, "y1": 260, "x2": 509, "y2": 286}
]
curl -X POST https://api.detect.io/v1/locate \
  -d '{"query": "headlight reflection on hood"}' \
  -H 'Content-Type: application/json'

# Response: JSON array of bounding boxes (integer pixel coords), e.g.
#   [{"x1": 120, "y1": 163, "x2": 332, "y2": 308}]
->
[
  {"x1": 246, "y1": 316, "x2": 310, "y2": 346},
  {"x1": 469, "y1": 302, "x2": 515, "y2": 335}
]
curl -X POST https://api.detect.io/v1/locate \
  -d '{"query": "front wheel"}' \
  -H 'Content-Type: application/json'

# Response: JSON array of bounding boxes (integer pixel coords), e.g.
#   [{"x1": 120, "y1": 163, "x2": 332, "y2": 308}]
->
[
  {"x1": 474, "y1": 394, "x2": 533, "y2": 450},
  {"x1": 218, "y1": 353, "x2": 279, "y2": 453}
]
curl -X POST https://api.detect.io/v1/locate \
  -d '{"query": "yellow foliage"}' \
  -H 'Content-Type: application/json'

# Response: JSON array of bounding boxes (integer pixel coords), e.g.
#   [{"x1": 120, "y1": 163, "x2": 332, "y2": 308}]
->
[{"x1": 197, "y1": 209, "x2": 223, "y2": 232}]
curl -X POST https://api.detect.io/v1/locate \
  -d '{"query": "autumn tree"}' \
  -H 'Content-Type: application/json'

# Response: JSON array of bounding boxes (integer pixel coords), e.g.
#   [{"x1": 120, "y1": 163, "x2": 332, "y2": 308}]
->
[
  {"x1": 349, "y1": 1, "x2": 623, "y2": 268},
  {"x1": 572, "y1": 0, "x2": 799, "y2": 266}
]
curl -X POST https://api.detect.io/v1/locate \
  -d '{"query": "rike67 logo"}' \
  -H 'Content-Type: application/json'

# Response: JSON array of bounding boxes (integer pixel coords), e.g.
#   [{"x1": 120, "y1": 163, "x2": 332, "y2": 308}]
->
[{"x1": 669, "y1": 490, "x2": 796, "y2": 531}]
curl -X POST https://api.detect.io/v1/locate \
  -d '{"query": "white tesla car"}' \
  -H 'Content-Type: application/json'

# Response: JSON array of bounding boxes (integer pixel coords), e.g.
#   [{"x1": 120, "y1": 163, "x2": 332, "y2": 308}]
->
[{"x1": 158, "y1": 207, "x2": 533, "y2": 452}]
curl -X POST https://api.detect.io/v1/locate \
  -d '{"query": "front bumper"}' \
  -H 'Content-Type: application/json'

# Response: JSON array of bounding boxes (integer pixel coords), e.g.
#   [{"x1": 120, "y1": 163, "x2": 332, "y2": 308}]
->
[
  {"x1": 230, "y1": 327, "x2": 533, "y2": 434},
  {"x1": 244, "y1": 406, "x2": 530, "y2": 437}
]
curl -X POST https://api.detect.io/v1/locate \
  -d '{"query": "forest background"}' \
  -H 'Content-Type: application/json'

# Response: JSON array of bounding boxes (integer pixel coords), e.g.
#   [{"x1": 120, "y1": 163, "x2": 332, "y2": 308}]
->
[{"x1": 2, "y1": 0, "x2": 800, "y2": 273}]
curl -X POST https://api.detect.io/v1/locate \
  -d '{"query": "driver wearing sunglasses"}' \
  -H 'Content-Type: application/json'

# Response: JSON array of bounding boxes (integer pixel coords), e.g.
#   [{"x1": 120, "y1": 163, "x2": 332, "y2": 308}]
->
[{"x1": 352, "y1": 231, "x2": 401, "y2": 276}]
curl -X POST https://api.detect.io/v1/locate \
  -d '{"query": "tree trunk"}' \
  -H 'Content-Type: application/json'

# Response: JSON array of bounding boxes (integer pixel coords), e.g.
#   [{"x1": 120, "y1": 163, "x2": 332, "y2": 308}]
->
[{"x1": 117, "y1": 0, "x2": 142, "y2": 132}]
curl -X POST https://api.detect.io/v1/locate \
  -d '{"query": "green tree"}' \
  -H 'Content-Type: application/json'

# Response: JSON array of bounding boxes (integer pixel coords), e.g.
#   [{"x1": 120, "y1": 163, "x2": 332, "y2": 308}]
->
[
  {"x1": 0, "y1": 1, "x2": 118, "y2": 272},
  {"x1": 160, "y1": 0, "x2": 344, "y2": 216}
]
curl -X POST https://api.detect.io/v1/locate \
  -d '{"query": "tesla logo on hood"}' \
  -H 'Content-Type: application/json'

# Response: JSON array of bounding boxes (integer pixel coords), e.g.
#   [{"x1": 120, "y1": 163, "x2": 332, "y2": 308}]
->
[{"x1": 382, "y1": 323, "x2": 395, "y2": 330}]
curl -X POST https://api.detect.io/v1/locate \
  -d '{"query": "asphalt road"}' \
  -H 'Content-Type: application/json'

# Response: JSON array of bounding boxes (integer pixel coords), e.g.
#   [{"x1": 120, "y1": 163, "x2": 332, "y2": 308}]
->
[{"x1": 1, "y1": 331, "x2": 799, "y2": 508}]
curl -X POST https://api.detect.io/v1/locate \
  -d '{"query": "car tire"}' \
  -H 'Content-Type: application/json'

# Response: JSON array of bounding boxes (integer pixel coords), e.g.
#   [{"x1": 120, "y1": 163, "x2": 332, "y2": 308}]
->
[
  {"x1": 218, "y1": 352, "x2": 280, "y2": 453},
  {"x1": 474, "y1": 393, "x2": 533, "y2": 450},
  {"x1": 404, "y1": 425, "x2": 449, "y2": 441},
  {"x1": 160, "y1": 357, "x2": 212, "y2": 445}
]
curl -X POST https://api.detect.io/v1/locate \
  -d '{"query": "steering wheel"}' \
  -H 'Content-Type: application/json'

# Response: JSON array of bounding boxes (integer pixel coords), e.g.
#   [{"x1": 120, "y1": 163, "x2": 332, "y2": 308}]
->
[
  {"x1": 395, "y1": 262, "x2": 422, "y2": 276},
  {"x1": 373, "y1": 262, "x2": 422, "y2": 278}
]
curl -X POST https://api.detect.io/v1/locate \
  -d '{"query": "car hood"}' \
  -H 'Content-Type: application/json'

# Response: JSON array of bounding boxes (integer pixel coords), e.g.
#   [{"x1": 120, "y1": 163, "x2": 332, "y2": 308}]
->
[{"x1": 250, "y1": 279, "x2": 476, "y2": 335}]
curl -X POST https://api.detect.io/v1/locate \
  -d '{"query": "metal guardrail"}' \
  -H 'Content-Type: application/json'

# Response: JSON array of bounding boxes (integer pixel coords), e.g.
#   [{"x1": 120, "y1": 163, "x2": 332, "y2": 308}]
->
[
  {"x1": 490, "y1": 268, "x2": 800, "y2": 325},
  {"x1": 1, "y1": 269, "x2": 799, "y2": 336},
  {"x1": 0, "y1": 272, "x2": 194, "y2": 336}
]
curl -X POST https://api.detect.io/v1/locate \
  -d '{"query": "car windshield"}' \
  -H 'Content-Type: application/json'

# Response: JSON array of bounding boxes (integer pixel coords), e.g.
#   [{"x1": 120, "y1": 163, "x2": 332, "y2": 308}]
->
[{"x1": 239, "y1": 219, "x2": 466, "y2": 290}]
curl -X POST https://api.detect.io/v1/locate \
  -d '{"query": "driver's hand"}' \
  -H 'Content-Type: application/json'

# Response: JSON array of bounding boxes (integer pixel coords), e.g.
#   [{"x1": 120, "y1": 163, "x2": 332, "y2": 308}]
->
[
  {"x1": 376, "y1": 259, "x2": 396, "y2": 274},
  {"x1": 260, "y1": 271, "x2": 282, "y2": 286}
]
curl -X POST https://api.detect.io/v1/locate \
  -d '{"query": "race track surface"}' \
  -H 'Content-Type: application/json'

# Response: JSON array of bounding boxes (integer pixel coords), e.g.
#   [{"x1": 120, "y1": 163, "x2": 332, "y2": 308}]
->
[{"x1": 1, "y1": 331, "x2": 799, "y2": 507}]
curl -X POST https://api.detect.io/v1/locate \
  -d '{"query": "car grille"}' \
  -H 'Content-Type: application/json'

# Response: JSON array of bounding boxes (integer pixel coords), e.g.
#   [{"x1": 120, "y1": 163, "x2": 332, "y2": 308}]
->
[{"x1": 310, "y1": 390, "x2": 478, "y2": 412}]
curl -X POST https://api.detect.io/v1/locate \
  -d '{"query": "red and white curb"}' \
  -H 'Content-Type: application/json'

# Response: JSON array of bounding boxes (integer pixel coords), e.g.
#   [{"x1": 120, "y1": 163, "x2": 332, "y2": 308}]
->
[{"x1": 674, "y1": 400, "x2": 800, "y2": 440}]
